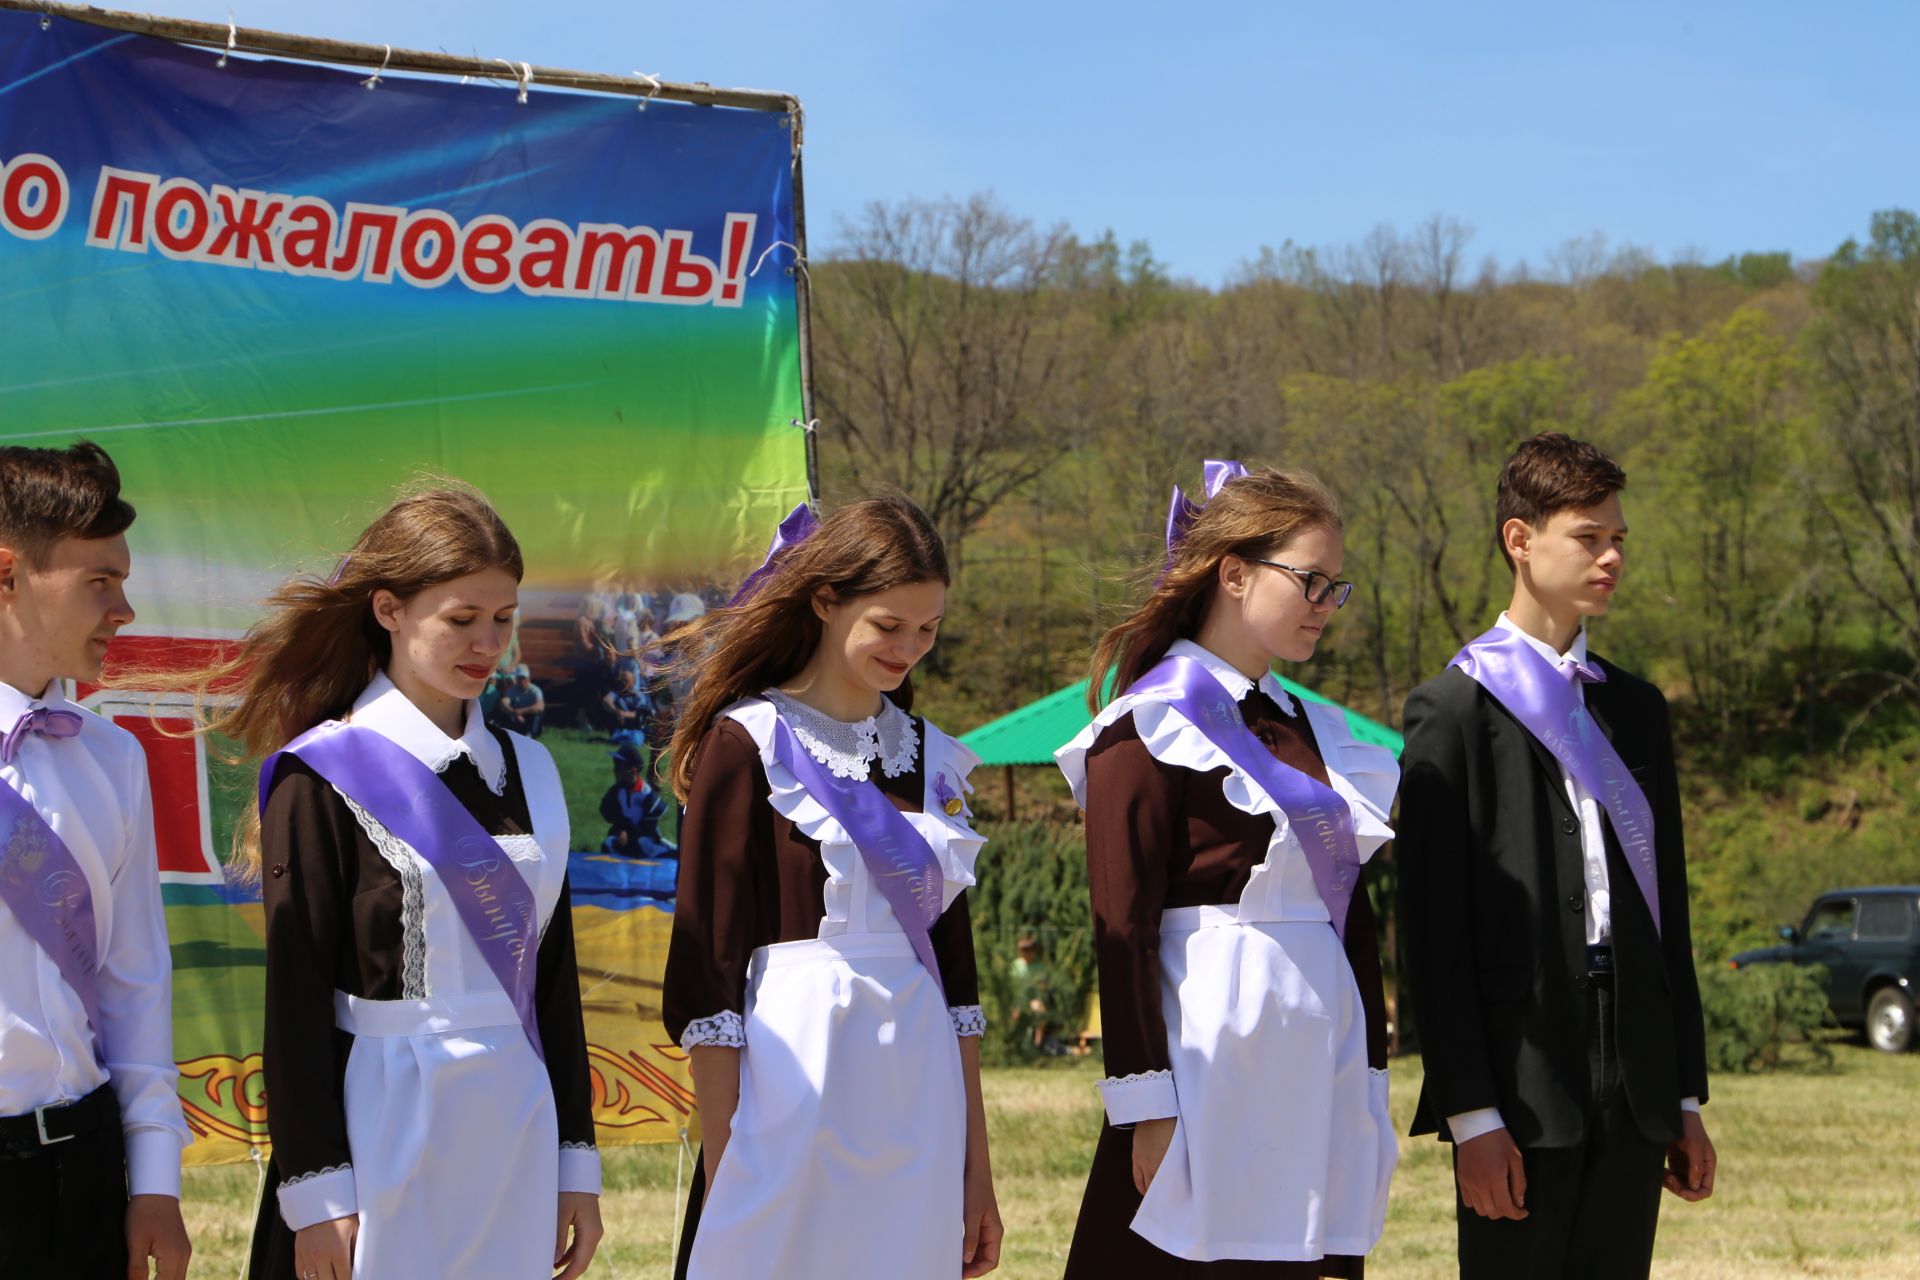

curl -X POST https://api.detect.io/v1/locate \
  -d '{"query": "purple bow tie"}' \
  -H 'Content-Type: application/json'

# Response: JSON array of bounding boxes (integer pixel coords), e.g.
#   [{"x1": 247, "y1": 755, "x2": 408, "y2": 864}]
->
[
  {"x1": 1559, "y1": 657, "x2": 1607, "y2": 686},
  {"x1": 2, "y1": 706, "x2": 85, "y2": 764}
]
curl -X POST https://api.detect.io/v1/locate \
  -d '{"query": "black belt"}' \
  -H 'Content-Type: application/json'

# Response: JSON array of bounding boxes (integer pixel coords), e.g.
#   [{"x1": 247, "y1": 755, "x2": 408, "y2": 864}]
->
[{"x1": 0, "y1": 1084, "x2": 118, "y2": 1157}]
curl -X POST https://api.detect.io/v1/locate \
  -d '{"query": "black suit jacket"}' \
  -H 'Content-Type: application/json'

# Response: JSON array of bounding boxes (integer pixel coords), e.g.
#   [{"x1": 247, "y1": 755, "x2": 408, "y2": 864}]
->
[{"x1": 1396, "y1": 654, "x2": 1709, "y2": 1148}]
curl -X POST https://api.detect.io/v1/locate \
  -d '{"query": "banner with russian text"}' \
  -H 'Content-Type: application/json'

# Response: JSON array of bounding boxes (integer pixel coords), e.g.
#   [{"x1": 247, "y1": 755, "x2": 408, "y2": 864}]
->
[{"x1": 0, "y1": 12, "x2": 807, "y2": 1161}]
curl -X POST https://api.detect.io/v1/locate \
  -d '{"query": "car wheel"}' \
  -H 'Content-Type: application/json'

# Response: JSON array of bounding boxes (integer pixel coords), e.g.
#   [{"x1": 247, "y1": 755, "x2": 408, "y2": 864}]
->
[{"x1": 1866, "y1": 987, "x2": 1915, "y2": 1053}]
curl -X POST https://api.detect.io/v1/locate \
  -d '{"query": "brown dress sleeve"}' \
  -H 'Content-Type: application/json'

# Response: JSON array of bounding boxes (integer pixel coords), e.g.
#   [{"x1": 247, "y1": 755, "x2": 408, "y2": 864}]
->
[
  {"x1": 1083, "y1": 715, "x2": 1181, "y2": 1082},
  {"x1": 536, "y1": 875, "x2": 597, "y2": 1145},
  {"x1": 258, "y1": 762, "x2": 357, "y2": 1182},
  {"x1": 1342, "y1": 873, "x2": 1390, "y2": 1070},
  {"x1": 929, "y1": 890, "x2": 981, "y2": 1011},
  {"x1": 662, "y1": 720, "x2": 770, "y2": 1044}
]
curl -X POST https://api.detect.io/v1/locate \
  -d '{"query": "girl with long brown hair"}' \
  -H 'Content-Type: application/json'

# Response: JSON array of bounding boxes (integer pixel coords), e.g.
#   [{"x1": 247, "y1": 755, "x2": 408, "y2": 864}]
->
[
  {"x1": 1058, "y1": 462, "x2": 1399, "y2": 1277},
  {"x1": 661, "y1": 496, "x2": 1002, "y2": 1279},
  {"x1": 193, "y1": 485, "x2": 602, "y2": 1280}
]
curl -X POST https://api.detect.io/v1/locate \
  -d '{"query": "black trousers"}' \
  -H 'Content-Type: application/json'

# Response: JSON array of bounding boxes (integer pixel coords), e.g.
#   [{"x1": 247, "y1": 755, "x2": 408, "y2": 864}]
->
[
  {"x1": 0, "y1": 1089, "x2": 130, "y2": 1280},
  {"x1": 1455, "y1": 980, "x2": 1666, "y2": 1280}
]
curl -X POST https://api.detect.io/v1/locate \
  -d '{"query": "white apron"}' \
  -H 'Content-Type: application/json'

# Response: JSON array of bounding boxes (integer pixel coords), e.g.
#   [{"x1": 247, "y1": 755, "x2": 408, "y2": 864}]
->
[
  {"x1": 1058, "y1": 643, "x2": 1400, "y2": 1262},
  {"x1": 1138, "y1": 901, "x2": 1397, "y2": 1261},
  {"x1": 321, "y1": 694, "x2": 576, "y2": 1279},
  {"x1": 686, "y1": 699, "x2": 984, "y2": 1280}
]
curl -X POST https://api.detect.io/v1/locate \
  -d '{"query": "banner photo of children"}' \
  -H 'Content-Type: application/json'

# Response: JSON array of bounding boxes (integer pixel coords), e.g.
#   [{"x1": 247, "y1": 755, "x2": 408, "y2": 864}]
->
[{"x1": 0, "y1": 11, "x2": 807, "y2": 1160}]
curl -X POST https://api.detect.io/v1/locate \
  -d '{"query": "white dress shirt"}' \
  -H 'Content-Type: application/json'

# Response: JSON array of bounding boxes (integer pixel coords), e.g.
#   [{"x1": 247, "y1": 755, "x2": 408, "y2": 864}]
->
[
  {"x1": 0, "y1": 677, "x2": 190, "y2": 1195},
  {"x1": 1446, "y1": 615, "x2": 1697, "y2": 1145}
]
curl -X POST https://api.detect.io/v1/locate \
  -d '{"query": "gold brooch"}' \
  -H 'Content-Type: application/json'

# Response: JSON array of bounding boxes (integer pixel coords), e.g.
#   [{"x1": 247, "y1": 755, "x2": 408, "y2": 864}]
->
[{"x1": 944, "y1": 796, "x2": 964, "y2": 817}]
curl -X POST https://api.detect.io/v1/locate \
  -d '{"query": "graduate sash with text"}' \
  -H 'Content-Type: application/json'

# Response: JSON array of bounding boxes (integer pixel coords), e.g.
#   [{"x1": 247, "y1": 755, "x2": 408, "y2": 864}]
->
[
  {"x1": 1451, "y1": 626, "x2": 1661, "y2": 935},
  {"x1": 0, "y1": 781, "x2": 107, "y2": 1062},
  {"x1": 260, "y1": 722, "x2": 546, "y2": 1057},
  {"x1": 768, "y1": 713, "x2": 946, "y2": 994},
  {"x1": 1128, "y1": 655, "x2": 1364, "y2": 940}
]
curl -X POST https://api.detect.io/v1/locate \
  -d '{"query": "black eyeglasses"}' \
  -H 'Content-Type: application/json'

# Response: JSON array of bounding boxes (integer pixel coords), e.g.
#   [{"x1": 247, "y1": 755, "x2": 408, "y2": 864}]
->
[{"x1": 1246, "y1": 558, "x2": 1354, "y2": 608}]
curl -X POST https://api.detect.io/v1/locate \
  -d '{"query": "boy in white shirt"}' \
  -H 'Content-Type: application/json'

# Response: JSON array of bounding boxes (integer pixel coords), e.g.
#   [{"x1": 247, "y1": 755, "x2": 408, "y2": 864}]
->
[{"x1": 0, "y1": 442, "x2": 193, "y2": 1279}]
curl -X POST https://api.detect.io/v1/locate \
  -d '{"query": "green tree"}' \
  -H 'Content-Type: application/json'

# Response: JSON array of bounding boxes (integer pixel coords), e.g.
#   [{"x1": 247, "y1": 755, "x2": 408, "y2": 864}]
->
[{"x1": 1625, "y1": 307, "x2": 1806, "y2": 744}]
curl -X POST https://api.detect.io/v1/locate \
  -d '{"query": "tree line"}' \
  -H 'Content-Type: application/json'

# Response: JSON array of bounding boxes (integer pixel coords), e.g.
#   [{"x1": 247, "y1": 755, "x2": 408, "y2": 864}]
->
[{"x1": 810, "y1": 199, "x2": 1920, "y2": 782}]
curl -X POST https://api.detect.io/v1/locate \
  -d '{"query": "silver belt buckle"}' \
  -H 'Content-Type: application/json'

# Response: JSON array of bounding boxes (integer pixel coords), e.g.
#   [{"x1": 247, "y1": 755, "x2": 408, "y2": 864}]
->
[{"x1": 34, "y1": 1102, "x2": 75, "y2": 1145}]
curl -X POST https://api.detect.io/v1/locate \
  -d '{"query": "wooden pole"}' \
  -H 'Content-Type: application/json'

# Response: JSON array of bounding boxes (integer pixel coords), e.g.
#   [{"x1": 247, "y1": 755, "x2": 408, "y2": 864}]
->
[
  {"x1": 1004, "y1": 764, "x2": 1016, "y2": 823},
  {"x1": 2, "y1": 1, "x2": 799, "y2": 114}
]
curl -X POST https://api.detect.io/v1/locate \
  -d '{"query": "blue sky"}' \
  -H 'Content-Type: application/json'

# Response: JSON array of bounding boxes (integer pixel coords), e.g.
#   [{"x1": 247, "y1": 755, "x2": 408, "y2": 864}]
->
[{"x1": 156, "y1": 0, "x2": 1920, "y2": 284}]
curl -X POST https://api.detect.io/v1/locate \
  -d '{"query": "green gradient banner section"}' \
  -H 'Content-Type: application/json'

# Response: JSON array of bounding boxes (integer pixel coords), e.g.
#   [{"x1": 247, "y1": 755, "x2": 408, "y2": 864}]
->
[{"x1": 2, "y1": 13, "x2": 807, "y2": 1158}]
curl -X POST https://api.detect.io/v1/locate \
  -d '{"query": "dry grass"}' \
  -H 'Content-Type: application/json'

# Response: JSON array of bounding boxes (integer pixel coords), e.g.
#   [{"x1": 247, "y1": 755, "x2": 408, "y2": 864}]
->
[{"x1": 181, "y1": 1038, "x2": 1920, "y2": 1278}]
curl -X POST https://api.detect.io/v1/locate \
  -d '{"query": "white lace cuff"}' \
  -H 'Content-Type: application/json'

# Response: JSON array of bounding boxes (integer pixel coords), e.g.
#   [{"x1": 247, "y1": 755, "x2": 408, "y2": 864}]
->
[
  {"x1": 1097, "y1": 1069, "x2": 1178, "y2": 1126},
  {"x1": 558, "y1": 1142, "x2": 602, "y2": 1195},
  {"x1": 949, "y1": 1005, "x2": 986, "y2": 1037},
  {"x1": 679, "y1": 1010, "x2": 745, "y2": 1050},
  {"x1": 276, "y1": 1163, "x2": 357, "y2": 1231}
]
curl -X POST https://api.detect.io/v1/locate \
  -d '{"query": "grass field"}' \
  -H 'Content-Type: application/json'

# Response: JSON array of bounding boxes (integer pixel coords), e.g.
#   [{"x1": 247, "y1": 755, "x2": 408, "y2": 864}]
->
[{"x1": 179, "y1": 1037, "x2": 1919, "y2": 1278}]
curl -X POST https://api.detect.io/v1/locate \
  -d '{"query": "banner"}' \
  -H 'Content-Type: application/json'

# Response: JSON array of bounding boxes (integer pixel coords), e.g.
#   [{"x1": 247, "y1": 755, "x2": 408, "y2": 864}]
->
[{"x1": 0, "y1": 12, "x2": 808, "y2": 1160}]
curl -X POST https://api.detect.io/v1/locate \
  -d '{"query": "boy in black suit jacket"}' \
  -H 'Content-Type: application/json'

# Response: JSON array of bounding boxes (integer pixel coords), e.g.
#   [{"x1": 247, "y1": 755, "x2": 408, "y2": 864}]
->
[{"x1": 1398, "y1": 433, "x2": 1714, "y2": 1278}]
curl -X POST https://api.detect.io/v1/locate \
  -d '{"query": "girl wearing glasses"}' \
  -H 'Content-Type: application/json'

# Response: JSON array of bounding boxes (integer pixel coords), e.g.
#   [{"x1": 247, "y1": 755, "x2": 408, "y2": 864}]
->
[{"x1": 1057, "y1": 463, "x2": 1398, "y2": 1276}]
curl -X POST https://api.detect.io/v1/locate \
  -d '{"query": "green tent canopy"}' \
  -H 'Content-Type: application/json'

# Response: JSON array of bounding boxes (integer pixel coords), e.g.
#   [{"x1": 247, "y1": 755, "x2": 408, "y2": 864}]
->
[{"x1": 960, "y1": 675, "x2": 1403, "y2": 768}]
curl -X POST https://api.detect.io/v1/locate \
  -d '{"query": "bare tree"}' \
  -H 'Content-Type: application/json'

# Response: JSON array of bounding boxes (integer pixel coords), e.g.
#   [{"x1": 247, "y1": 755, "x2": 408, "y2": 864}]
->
[
  {"x1": 1806, "y1": 211, "x2": 1920, "y2": 740},
  {"x1": 811, "y1": 195, "x2": 1091, "y2": 564}
]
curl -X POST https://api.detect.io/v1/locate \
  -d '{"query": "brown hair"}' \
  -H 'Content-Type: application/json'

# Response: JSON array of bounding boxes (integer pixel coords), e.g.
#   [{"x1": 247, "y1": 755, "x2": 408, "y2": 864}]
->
[
  {"x1": 166, "y1": 482, "x2": 522, "y2": 877},
  {"x1": 667, "y1": 496, "x2": 948, "y2": 802},
  {"x1": 1089, "y1": 467, "x2": 1341, "y2": 711},
  {"x1": 0, "y1": 442, "x2": 136, "y2": 567},
  {"x1": 1494, "y1": 432, "x2": 1626, "y2": 569}
]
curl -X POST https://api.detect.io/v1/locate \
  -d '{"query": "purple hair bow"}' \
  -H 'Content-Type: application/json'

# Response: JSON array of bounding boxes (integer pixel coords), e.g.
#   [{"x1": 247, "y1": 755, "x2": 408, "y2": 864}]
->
[
  {"x1": 1163, "y1": 459, "x2": 1249, "y2": 573},
  {"x1": 730, "y1": 502, "x2": 820, "y2": 605}
]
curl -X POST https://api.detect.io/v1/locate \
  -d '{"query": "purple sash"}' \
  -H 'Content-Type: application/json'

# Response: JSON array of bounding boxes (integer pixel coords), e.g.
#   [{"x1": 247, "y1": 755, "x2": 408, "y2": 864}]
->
[
  {"x1": 1127, "y1": 655, "x2": 1364, "y2": 940},
  {"x1": 0, "y1": 782, "x2": 106, "y2": 1063},
  {"x1": 767, "y1": 712, "x2": 946, "y2": 994},
  {"x1": 1451, "y1": 626, "x2": 1661, "y2": 936},
  {"x1": 261, "y1": 722, "x2": 546, "y2": 1058}
]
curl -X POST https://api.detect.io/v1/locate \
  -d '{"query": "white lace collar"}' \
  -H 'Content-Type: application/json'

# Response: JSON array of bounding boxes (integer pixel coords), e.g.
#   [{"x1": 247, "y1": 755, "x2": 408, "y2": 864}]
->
[
  {"x1": 348, "y1": 671, "x2": 508, "y2": 795},
  {"x1": 761, "y1": 688, "x2": 919, "y2": 781},
  {"x1": 1166, "y1": 639, "x2": 1299, "y2": 716}
]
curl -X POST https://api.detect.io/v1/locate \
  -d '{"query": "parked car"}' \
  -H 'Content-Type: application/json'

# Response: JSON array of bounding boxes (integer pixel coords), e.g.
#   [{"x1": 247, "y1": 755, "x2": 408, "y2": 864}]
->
[{"x1": 1730, "y1": 886, "x2": 1920, "y2": 1053}]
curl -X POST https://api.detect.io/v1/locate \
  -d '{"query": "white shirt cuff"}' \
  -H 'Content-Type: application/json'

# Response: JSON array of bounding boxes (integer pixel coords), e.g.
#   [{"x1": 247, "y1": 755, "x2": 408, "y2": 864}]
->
[
  {"x1": 277, "y1": 1164, "x2": 358, "y2": 1231},
  {"x1": 1097, "y1": 1070, "x2": 1178, "y2": 1126},
  {"x1": 949, "y1": 1005, "x2": 987, "y2": 1037},
  {"x1": 1446, "y1": 1107, "x2": 1508, "y2": 1144},
  {"x1": 123, "y1": 1126, "x2": 184, "y2": 1198},
  {"x1": 559, "y1": 1143, "x2": 602, "y2": 1195},
  {"x1": 1681, "y1": 1096, "x2": 1701, "y2": 1114}
]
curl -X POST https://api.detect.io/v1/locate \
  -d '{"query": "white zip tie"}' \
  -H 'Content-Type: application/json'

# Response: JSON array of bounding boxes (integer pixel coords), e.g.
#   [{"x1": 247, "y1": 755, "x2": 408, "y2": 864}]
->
[
  {"x1": 632, "y1": 70, "x2": 662, "y2": 111},
  {"x1": 216, "y1": 13, "x2": 236, "y2": 67},
  {"x1": 39, "y1": 3, "x2": 51, "y2": 30},
  {"x1": 362, "y1": 43, "x2": 392, "y2": 90},
  {"x1": 493, "y1": 58, "x2": 534, "y2": 104},
  {"x1": 239, "y1": 1145, "x2": 268, "y2": 1280},
  {"x1": 789, "y1": 418, "x2": 819, "y2": 434},
  {"x1": 750, "y1": 239, "x2": 805, "y2": 277},
  {"x1": 670, "y1": 1125, "x2": 695, "y2": 1261},
  {"x1": 752, "y1": 240, "x2": 811, "y2": 289}
]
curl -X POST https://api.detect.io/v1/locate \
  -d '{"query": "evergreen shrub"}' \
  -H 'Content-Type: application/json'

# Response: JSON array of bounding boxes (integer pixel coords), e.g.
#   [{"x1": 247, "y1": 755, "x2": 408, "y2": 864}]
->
[
  {"x1": 1698, "y1": 961, "x2": 1834, "y2": 1072},
  {"x1": 967, "y1": 819, "x2": 1097, "y2": 1065}
]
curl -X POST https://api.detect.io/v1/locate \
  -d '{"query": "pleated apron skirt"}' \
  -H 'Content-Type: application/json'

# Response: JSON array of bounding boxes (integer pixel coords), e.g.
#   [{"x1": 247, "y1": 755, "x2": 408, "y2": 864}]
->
[
  {"x1": 1131, "y1": 906, "x2": 1397, "y2": 1263},
  {"x1": 685, "y1": 933, "x2": 967, "y2": 1279}
]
